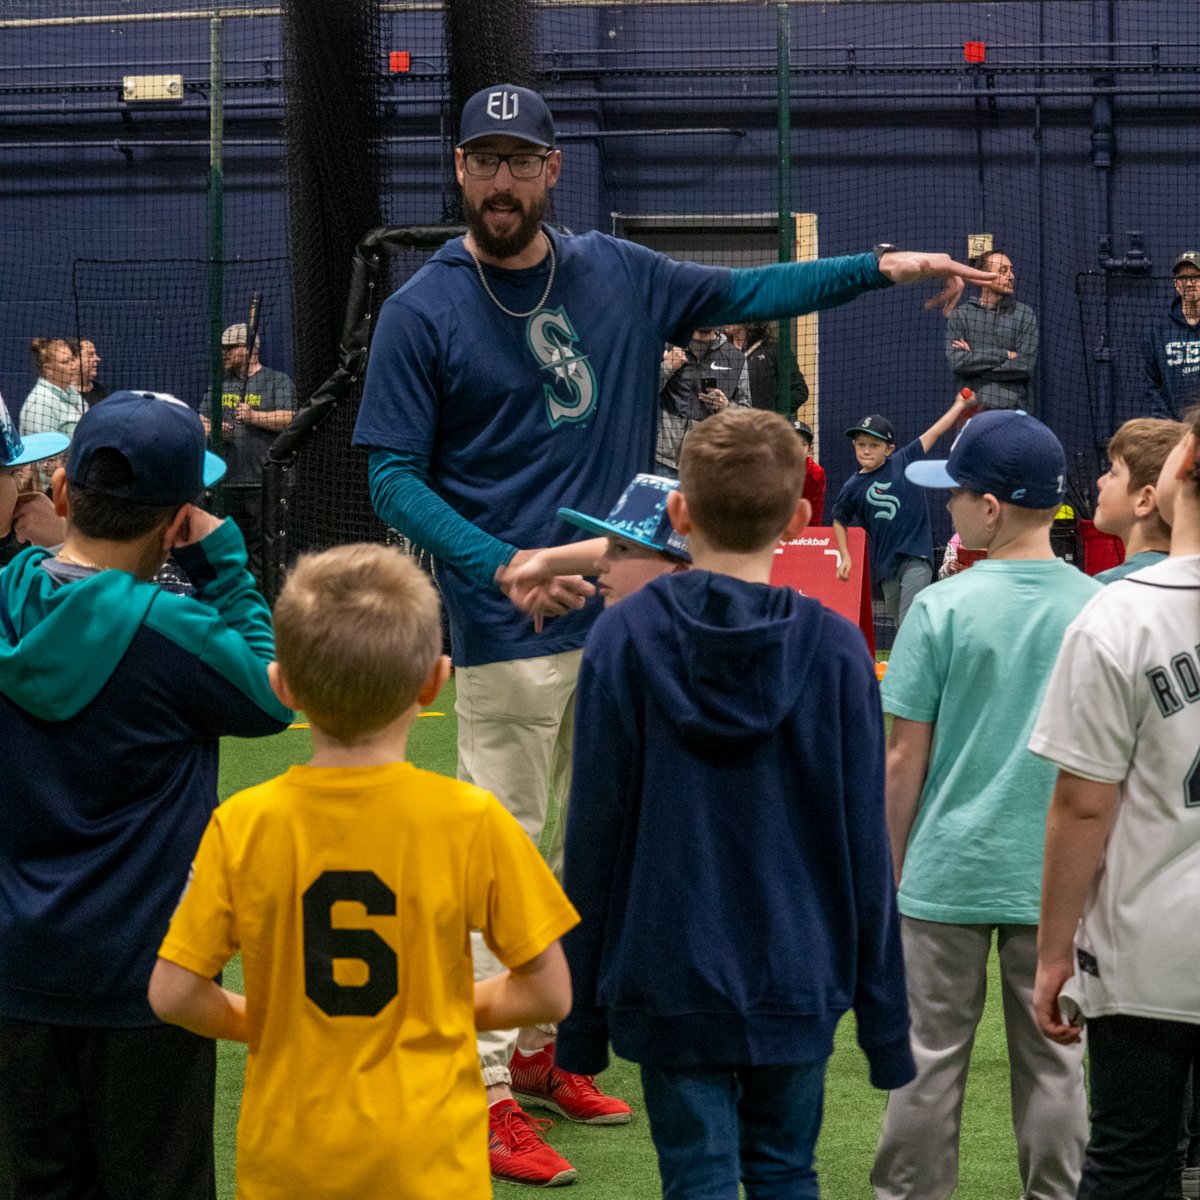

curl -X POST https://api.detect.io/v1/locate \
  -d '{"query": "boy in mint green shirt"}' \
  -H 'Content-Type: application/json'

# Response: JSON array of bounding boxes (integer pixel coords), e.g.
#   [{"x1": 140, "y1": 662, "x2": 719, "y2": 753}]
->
[{"x1": 871, "y1": 411, "x2": 1098, "y2": 1200}]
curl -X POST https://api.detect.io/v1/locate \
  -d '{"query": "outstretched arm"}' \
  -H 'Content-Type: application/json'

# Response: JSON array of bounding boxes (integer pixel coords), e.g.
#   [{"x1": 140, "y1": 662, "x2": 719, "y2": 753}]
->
[
  {"x1": 918, "y1": 391, "x2": 970, "y2": 453},
  {"x1": 704, "y1": 252, "x2": 998, "y2": 327},
  {"x1": 876, "y1": 251, "x2": 1000, "y2": 316}
]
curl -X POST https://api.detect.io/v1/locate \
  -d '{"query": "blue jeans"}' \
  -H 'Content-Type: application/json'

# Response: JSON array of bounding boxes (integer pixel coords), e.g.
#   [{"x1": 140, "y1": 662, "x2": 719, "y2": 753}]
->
[{"x1": 640, "y1": 1061, "x2": 826, "y2": 1199}]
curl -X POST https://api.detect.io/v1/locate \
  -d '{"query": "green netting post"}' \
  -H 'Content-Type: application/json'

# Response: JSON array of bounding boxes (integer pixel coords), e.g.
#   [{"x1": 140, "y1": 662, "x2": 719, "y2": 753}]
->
[
  {"x1": 207, "y1": 15, "x2": 226, "y2": 513},
  {"x1": 775, "y1": 0, "x2": 794, "y2": 416}
]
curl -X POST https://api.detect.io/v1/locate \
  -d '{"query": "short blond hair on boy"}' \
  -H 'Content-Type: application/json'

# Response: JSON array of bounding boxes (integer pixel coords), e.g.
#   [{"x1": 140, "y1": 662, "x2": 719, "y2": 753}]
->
[
  {"x1": 678, "y1": 408, "x2": 805, "y2": 552},
  {"x1": 273, "y1": 544, "x2": 442, "y2": 741}
]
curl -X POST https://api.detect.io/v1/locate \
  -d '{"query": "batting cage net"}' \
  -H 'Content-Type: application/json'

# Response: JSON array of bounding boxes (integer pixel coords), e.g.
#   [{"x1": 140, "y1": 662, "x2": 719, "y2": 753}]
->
[{"x1": 1, "y1": 1, "x2": 1197, "y2": 621}]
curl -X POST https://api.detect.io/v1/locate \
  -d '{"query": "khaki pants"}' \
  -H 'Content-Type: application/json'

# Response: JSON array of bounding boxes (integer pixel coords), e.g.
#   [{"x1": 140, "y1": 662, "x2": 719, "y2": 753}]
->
[
  {"x1": 872, "y1": 917, "x2": 1087, "y2": 1200},
  {"x1": 456, "y1": 650, "x2": 582, "y2": 1086}
]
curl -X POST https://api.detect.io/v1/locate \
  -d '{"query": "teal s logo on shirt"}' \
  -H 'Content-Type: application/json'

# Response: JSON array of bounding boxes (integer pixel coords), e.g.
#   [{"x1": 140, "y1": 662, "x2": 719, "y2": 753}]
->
[
  {"x1": 866, "y1": 481, "x2": 900, "y2": 521},
  {"x1": 526, "y1": 307, "x2": 597, "y2": 428}
]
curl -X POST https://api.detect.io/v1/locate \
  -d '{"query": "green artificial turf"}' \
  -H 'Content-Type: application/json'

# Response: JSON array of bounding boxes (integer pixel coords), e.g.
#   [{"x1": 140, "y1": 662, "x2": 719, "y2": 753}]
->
[{"x1": 213, "y1": 676, "x2": 1022, "y2": 1198}]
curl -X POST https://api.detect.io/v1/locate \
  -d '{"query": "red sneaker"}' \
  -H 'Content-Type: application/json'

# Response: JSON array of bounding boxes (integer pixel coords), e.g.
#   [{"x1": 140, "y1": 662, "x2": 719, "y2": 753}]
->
[
  {"x1": 488, "y1": 1098, "x2": 578, "y2": 1187},
  {"x1": 510, "y1": 1044, "x2": 633, "y2": 1125}
]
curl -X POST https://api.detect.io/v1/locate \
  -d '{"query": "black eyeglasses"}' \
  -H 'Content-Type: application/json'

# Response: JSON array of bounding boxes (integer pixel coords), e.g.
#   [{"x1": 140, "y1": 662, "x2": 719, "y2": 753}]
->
[{"x1": 462, "y1": 150, "x2": 553, "y2": 179}]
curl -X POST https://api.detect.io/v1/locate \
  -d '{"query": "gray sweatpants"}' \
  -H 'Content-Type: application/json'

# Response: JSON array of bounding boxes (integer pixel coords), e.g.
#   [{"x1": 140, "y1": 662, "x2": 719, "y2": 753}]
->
[
  {"x1": 880, "y1": 555, "x2": 933, "y2": 629},
  {"x1": 872, "y1": 917, "x2": 1088, "y2": 1200}
]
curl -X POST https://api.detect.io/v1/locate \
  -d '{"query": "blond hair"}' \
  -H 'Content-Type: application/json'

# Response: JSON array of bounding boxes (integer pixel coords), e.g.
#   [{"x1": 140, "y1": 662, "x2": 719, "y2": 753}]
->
[
  {"x1": 678, "y1": 408, "x2": 804, "y2": 552},
  {"x1": 273, "y1": 544, "x2": 442, "y2": 741}
]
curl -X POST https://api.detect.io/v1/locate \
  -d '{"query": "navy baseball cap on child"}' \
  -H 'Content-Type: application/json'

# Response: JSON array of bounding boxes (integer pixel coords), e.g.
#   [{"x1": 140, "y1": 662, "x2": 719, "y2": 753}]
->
[
  {"x1": 845, "y1": 415, "x2": 895, "y2": 445},
  {"x1": 793, "y1": 420, "x2": 814, "y2": 444},
  {"x1": 557, "y1": 474, "x2": 691, "y2": 563},
  {"x1": 67, "y1": 390, "x2": 226, "y2": 505},
  {"x1": 906, "y1": 409, "x2": 1066, "y2": 509},
  {"x1": 0, "y1": 393, "x2": 68, "y2": 468},
  {"x1": 457, "y1": 84, "x2": 556, "y2": 149}
]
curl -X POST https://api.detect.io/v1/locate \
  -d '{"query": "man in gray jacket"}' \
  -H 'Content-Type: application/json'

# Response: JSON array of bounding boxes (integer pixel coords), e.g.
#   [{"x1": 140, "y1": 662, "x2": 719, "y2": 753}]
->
[
  {"x1": 656, "y1": 327, "x2": 749, "y2": 476},
  {"x1": 945, "y1": 250, "x2": 1039, "y2": 413}
]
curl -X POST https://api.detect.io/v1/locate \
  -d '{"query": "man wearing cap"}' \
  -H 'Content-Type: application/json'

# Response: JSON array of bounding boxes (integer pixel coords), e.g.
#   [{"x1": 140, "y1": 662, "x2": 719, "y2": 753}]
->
[
  {"x1": 871, "y1": 409, "x2": 1095, "y2": 1200},
  {"x1": 0, "y1": 391, "x2": 292, "y2": 1199},
  {"x1": 946, "y1": 250, "x2": 1039, "y2": 414},
  {"x1": 1140, "y1": 251, "x2": 1200, "y2": 421},
  {"x1": 199, "y1": 323, "x2": 296, "y2": 583},
  {"x1": 353, "y1": 79, "x2": 996, "y2": 1186}
]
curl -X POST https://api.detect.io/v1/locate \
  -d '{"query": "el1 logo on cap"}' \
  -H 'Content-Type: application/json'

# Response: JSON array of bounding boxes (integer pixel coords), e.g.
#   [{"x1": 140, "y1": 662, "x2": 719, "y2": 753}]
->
[{"x1": 487, "y1": 90, "x2": 520, "y2": 121}]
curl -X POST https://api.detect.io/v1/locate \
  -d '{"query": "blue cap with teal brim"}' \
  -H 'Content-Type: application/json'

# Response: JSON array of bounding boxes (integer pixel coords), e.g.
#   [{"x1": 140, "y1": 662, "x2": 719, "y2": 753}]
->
[
  {"x1": 557, "y1": 474, "x2": 691, "y2": 563},
  {"x1": 67, "y1": 391, "x2": 226, "y2": 502},
  {"x1": 0, "y1": 392, "x2": 69, "y2": 468},
  {"x1": 906, "y1": 409, "x2": 1066, "y2": 509}
]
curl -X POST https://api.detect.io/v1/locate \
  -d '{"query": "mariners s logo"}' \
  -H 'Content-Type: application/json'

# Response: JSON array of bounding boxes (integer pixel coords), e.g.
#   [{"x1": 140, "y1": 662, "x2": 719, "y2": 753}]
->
[
  {"x1": 526, "y1": 307, "x2": 597, "y2": 428},
  {"x1": 866, "y1": 482, "x2": 900, "y2": 521}
]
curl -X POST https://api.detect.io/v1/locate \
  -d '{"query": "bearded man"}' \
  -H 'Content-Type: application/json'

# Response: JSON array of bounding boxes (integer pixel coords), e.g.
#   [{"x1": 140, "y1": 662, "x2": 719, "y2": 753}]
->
[{"x1": 353, "y1": 81, "x2": 995, "y2": 1188}]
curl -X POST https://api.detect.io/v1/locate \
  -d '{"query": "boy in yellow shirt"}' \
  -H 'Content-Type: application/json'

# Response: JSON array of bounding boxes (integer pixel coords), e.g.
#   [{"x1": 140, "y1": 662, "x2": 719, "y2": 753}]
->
[{"x1": 149, "y1": 543, "x2": 580, "y2": 1198}]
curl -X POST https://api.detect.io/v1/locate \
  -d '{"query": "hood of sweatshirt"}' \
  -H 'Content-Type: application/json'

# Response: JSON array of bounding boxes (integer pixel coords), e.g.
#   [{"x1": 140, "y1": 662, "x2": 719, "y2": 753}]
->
[
  {"x1": 1167, "y1": 297, "x2": 1200, "y2": 333},
  {"x1": 627, "y1": 569, "x2": 825, "y2": 752},
  {"x1": 0, "y1": 548, "x2": 159, "y2": 720}
]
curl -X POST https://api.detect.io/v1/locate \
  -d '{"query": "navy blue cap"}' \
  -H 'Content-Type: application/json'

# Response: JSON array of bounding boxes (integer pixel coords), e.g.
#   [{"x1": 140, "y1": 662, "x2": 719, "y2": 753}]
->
[
  {"x1": 845, "y1": 414, "x2": 895, "y2": 445},
  {"x1": 906, "y1": 409, "x2": 1066, "y2": 509},
  {"x1": 557, "y1": 474, "x2": 691, "y2": 563},
  {"x1": 0, "y1": 392, "x2": 68, "y2": 468},
  {"x1": 458, "y1": 84, "x2": 555, "y2": 149},
  {"x1": 67, "y1": 390, "x2": 226, "y2": 505},
  {"x1": 793, "y1": 420, "x2": 814, "y2": 443}
]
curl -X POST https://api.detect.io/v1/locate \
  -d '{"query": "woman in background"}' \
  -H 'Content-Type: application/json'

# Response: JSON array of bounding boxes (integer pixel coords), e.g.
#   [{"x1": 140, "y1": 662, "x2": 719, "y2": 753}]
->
[
  {"x1": 725, "y1": 321, "x2": 810, "y2": 412},
  {"x1": 19, "y1": 338, "x2": 84, "y2": 489}
]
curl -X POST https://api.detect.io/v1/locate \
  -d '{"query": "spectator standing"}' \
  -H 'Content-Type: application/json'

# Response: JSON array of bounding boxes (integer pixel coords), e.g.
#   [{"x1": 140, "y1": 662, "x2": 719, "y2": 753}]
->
[
  {"x1": 75, "y1": 339, "x2": 109, "y2": 406},
  {"x1": 725, "y1": 321, "x2": 809, "y2": 412},
  {"x1": 946, "y1": 251, "x2": 1039, "y2": 413},
  {"x1": 20, "y1": 337, "x2": 85, "y2": 490},
  {"x1": 656, "y1": 327, "x2": 749, "y2": 477},
  {"x1": 200, "y1": 323, "x2": 296, "y2": 584},
  {"x1": 1141, "y1": 251, "x2": 1200, "y2": 421}
]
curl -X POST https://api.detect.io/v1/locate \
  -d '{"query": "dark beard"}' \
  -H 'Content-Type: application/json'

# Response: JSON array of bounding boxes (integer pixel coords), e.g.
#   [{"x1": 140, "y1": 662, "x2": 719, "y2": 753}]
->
[{"x1": 463, "y1": 190, "x2": 546, "y2": 260}]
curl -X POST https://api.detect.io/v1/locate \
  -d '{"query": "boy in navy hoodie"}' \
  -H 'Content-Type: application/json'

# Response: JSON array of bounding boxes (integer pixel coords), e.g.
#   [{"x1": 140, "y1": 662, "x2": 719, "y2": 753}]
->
[
  {"x1": 0, "y1": 391, "x2": 292, "y2": 1199},
  {"x1": 556, "y1": 406, "x2": 915, "y2": 1197}
]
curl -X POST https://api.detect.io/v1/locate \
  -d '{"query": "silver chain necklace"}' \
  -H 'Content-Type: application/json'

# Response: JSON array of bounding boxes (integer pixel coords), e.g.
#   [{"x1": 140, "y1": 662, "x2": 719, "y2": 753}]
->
[{"x1": 469, "y1": 232, "x2": 556, "y2": 319}]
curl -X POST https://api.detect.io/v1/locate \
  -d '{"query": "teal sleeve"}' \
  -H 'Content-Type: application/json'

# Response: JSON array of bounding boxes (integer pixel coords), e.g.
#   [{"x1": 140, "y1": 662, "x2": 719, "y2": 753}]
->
[
  {"x1": 367, "y1": 447, "x2": 516, "y2": 587},
  {"x1": 148, "y1": 519, "x2": 293, "y2": 728},
  {"x1": 703, "y1": 253, "x2": 893, "y2": 325}
]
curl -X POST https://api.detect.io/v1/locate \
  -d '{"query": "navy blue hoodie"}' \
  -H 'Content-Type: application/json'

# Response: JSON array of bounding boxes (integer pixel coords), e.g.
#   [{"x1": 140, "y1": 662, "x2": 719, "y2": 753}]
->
[
  {"x1": 1140, "y1": 298, "x2": 1200, "y2": 420},
  {"x1": 0, "y1": 522, "x2": 292, "y2": 1027},
  {"x1": 556, "y1": 570, "x2": 914, "y2": 1089}
]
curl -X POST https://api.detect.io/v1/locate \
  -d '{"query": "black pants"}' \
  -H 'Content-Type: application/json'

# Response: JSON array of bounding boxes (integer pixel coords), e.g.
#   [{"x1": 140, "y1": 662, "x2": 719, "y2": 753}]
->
[
  {"x1": 223, "y1": 485, "x2": 262, "y2": 585},
  {"x1": 1081, "y1": 1014, "x2": 1200, "y2": 1200},
  {"x1": 0, "y1": 1017, "x2": 216, "y2": 1200}
]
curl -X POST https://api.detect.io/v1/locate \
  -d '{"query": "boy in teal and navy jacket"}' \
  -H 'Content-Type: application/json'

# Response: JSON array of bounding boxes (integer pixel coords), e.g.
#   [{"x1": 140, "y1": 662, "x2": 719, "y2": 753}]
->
[{"x1": 0, "y1": 391, "x2": 291, "y2": 1200}]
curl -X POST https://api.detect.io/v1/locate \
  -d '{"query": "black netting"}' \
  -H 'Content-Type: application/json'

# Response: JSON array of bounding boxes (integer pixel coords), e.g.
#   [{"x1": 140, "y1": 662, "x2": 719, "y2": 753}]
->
[{"x1": 2, "y1": 1, "x2": 1198, "y2": 622}]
